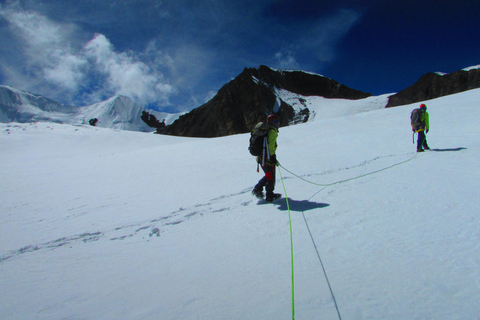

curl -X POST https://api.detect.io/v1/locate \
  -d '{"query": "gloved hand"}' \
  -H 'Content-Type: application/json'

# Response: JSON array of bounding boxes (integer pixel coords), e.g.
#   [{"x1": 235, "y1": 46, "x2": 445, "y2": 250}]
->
[
  {"x1": 269, "y1": 154, "x2": 279, "y2": 166},
  {"x1": 426, "y1": 128, "x2": 429, "y2": 133}
]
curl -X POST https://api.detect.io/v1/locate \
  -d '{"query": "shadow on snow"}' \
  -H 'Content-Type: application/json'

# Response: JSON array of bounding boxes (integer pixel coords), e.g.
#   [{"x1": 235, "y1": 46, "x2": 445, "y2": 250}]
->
[
  {"x1": 431, "y1": 147, "x2": 467, "y2": 152},
  {"x1": 273, "y1": 198, "x2": 330, "y2": 212}
]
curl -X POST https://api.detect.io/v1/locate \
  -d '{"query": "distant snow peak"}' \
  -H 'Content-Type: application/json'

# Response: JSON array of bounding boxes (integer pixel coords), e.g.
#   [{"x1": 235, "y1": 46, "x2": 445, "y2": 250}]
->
[
  {"x1": 76, "y1": 94, "x2": 152, "y2": 131},
  {"x1": 0, "y1": 86, "x2": 181, "y2": 132}
]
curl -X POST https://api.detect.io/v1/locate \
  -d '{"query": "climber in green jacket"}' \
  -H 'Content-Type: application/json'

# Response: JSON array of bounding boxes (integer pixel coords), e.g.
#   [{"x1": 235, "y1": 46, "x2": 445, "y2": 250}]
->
[
  {"x1": 252, "y1": 114, "x2": 281, "y2": 202},
  {"x1": 412, "y1": 103, "x2": 430, "y2": 152}
]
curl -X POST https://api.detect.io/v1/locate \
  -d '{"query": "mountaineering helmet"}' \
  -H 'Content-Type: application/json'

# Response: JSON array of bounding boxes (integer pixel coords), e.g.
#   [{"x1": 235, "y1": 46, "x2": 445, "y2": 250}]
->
[
  {"x1": 266, "y1": 114, "x2": 279, "y2": 127},
  {"x1": 420, "y1": 103, "x2": 427, "y2": 109}
]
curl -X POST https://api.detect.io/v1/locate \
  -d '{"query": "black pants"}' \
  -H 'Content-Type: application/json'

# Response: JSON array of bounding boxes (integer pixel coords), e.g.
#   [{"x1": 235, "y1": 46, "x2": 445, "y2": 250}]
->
[
  {"x1": 417, "y1": 131, "x2": 429, "y2": 150},
  {"x1": 255, "y1": 164, "x2": 276, "y2": 196}
]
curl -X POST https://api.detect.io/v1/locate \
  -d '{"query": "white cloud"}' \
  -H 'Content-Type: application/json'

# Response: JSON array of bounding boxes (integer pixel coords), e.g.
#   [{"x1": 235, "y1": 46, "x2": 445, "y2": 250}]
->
[
  {"x1": 0, "y1": 5, "x2": 175, "y2": 107},
  {"x1": 83, "y1": 34, "x2": 174, "y2": 105},
  {"x1": 274, "y1": 50, "x2": 300, "y2": 69},
  {"x1": 0, "y1": 1, "x2": 363, "y2": 111},
  {"x1": 306, "y1": 9, "x2": 362, "y2": 63},
  {"x1": 0, "y1": 6, "x2": 87, "y2": 90},
  {"x1": 43, "y1": 50, "x2": 87, "y2": 90},
  {"x1": 268, "y1": 8, "x2": 362, "y2": 72}
]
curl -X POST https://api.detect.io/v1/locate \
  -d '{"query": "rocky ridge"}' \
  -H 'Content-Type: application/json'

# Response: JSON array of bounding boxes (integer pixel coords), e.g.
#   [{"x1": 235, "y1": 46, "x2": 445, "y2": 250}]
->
[
  {"x1": 386, "y1": 66, "x2": 480, "y2": 108},
  {"x1": 164, "y1": 65, "x2": 371, "y2": 137}
]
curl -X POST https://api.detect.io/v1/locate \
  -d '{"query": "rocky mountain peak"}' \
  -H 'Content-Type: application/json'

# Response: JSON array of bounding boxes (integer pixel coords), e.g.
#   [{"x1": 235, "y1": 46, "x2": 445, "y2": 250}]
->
[
  {"x1": 164, "y1": 66, "x2": 372, "y2": 137},
  {"x1": 386, "y1": 67, "x2": 480, "y2": 108}
]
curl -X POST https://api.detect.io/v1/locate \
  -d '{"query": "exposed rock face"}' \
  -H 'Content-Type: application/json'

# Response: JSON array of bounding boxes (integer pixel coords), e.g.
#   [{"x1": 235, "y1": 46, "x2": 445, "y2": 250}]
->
[
  {"x1": 165, "y1": 65, "x2": 371, "y2": 137},
  {"x1": 386, "y1": 68, "x2": 480, "y2": 108}
]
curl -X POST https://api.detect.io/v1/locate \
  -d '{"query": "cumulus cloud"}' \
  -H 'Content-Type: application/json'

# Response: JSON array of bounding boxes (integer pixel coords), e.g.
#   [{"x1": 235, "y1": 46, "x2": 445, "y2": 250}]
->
[
  {"x1": 83, "y1": 34, "x2": 174, "y2": 105},
  {"x1": 0, "y1": 1, "x2": 363, "y2": 111},
  {"x1": 0, "y1": 4, "x2": 174, "y2": 107},
  {"x1": 0, "y1": 6, "x2": 87, "y2": 90}
]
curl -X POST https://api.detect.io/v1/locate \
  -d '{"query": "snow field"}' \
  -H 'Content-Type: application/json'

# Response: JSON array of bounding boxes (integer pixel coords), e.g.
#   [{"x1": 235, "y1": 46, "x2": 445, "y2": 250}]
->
[{"x1": 1, "y1": 89, "x2": 480, "y2": 319}]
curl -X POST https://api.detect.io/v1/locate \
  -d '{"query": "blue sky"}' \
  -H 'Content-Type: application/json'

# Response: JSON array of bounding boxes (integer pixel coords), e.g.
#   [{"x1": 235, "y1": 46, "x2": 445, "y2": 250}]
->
[{"x1": 0, "y1": 0, "x2": 478, "y2": 112}]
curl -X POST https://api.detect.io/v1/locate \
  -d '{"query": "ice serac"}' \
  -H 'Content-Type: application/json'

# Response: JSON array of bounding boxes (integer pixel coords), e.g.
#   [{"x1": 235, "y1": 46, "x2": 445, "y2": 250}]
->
[{"x1": 164, "y1": 65, "x2": 372, "y2": 138}]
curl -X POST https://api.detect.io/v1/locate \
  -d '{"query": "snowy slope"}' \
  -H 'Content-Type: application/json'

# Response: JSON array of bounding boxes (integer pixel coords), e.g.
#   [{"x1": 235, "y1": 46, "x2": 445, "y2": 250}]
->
[
  {"x1": 0, "y1": 85, "x2": 181, "y2": 132},
  {"x1": 1, "y1": 90, "x2": 479, "y2": 320},
  {"x1": 0, "y1": 85, "x2": 77, "y2": 123},
  {"x1": 275, "y1": 87, "x2": 391, "y2": 121},
  {"x1": 73, "y1": 95, "x2": 153, "y2": 131}
]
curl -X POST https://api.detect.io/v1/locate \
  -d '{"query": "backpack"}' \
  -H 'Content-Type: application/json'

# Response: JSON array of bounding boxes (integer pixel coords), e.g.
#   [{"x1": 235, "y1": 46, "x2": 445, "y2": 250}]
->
[
  {"x1": 410, "y1": 108, "x2": 424, "y2": 127},
  {"x1": 248, "y1": 122, "x2": 270, "y2": 157}
]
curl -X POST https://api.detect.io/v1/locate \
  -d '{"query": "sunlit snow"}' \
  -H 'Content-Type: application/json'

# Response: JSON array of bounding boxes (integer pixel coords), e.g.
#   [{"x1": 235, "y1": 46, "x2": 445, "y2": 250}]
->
[{"x1": 1, "y1": 89, "x2": 480, "y2": 319}]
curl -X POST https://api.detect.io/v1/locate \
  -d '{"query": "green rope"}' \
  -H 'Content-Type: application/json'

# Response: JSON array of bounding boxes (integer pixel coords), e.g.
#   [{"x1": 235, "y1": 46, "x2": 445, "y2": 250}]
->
[
  {"x1": 278, "y1": 166, "x2": 295, "y2": 320},
  {"x1": 280, "y1": 153, "x2": 418, "y2": 188},
  {"x1": 276, "y1": 152, "x2": 418, "y2": 320}
]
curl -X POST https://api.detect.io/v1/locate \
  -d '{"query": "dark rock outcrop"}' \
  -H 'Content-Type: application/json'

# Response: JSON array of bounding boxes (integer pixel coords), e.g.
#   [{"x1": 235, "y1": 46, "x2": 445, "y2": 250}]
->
[
  {"x1": 165, "y1": 65, "x2": 371, "y2": 137},
  {"x1": 386, "y1": 68, "x2": 480, "y2": 108}
]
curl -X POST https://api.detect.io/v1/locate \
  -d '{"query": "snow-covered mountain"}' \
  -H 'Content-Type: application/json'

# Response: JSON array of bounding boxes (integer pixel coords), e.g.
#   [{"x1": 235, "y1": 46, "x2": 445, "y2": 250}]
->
[
  {"x1": 3, "y1": 63, "x2": 480, "y2": 137},
  {"x1": 0, "y1": 85, "x2": 180, "y2": 132},
  {"x1": 0, "y1": 85, "x2": 77, "y2": 123},
  {"x1": 1, "y1": 88, "x2": 479, "y2": 319},
  {"x1": 72, "y1": 95, "x2": 152, "y2": 132}
]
